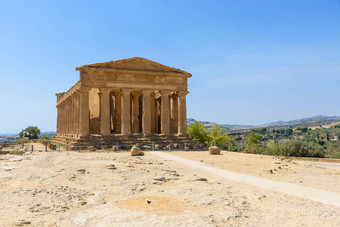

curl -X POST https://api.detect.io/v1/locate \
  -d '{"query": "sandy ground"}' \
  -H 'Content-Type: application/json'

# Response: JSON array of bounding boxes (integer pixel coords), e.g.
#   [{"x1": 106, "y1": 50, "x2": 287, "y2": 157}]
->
[
  {"x1": 0, "y1": 145, "x2": 339, "y2": 226},
  {"x1": 171, "y1": 151, "x2": 340, "y2": 194}
]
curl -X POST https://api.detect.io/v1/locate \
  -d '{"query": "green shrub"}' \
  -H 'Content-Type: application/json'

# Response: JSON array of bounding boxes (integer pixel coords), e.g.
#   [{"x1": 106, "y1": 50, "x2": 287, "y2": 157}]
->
[
  {"x1": 187, "y1": 122, "x2": 208, "y2": 144},
  {"x1": 9, "y1": 149, "x2": 23, "y2": 155},
  {"x1": 331, "y1": 152, "x2": 340, "y2": 159},
  {"x1": 247, "y1": 144, "x2": 267, "y2": 154},
  {"x1": 277, "y1": 140, "x2": 324, "y2": 158}
]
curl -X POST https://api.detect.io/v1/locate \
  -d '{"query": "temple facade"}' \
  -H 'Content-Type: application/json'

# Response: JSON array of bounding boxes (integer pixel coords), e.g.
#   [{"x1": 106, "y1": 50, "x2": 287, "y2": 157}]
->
[{"x1": 52, "y1": 57, "x2": 195, "y2": 149}]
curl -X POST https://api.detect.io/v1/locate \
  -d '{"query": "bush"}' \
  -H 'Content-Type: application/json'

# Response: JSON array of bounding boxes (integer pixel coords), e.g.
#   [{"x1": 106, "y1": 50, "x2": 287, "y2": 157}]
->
[
  {"x1": 331, "y1": 152, "x2": 340, "y2": 159},
  {"x1": 277, "y1": 140, "x2": 324, "y2": 158},
  {"x1": 207, "y1": 126, "x2": 232, "y2": 149},
  {"x1": 9, "y1": 149, "x2": 23, "y2": 155},
  {"x1": 245, "y1": 131, "x2": 262, "y2": 148},
  {"x1": 14, "y1": 138, "x2": 29, "y2": 145},
  {"x1": 247, "y1": 144, "x2": 267, "y2": 154},
  {"x1": 187, "y1": 122, "x2": 208, "y2": 144},
  {"x1": 244, "y1": 140, "x2": 325, "y2": 158}
]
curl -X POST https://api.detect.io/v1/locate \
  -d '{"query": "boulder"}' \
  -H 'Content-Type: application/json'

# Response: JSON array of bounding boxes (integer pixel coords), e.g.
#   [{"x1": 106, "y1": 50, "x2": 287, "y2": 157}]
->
[
  {"x1": 130, "y1": 146, "x2": 144, "y2": 156},
  {"x1": 88, "y1": 146, "x2": 96, "y2": 152},
  {"x1": 48, "y1": 144, "x2": 57, "y2": 150},
  {"x1": 209, "y1": 146, "x2": 221, "y2": 155},
  {"x1": 112, "y1": 145, "x2": 119, "y2": 151},
  {"x1": 243, "y1": 148, "x2": 251, "y2": 154}
]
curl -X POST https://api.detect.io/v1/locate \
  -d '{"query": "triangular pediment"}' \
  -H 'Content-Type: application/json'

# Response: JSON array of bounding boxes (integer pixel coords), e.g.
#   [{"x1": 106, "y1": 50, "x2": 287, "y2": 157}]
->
[{"x1": 76, "y1": 57, "x2": 191, "y2": 77}]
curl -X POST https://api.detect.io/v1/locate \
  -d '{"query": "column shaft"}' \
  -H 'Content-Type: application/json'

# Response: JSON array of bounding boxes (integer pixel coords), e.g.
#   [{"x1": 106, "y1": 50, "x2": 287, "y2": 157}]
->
[
  {"x1": 79, "y1": 89, "x2": 90, "y2": 136},
  {"x1": 142, "y1": 90, "x2": 152, "y2": 135},
  {"x1": 160, "y1": 91, "x2": 171, "y2": 135},
  {"x1": 132, "y1": 93, "x2": 140, "y2": 133},
  {"x1": 178, "y1": 91, "x2": 188, "y2": 136},
  {"x1": 114, "y1": 91, "x2": 122, "y2": 134},
  {"x1": 100, "y1": 88, "x2": 111, "y2": 135},
  {"x1": 121, "y1": 90, "x2": 132, "y2": 135},
  {"x1": 171, "y1": 94, "x2": 178, "y2": 133}
]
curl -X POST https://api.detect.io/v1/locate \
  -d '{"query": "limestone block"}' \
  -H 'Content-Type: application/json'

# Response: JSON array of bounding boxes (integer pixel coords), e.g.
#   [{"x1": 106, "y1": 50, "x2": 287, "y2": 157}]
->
[
  {"x1": 243, "y1": 148, "x2": 251, "y2": 153},
  {"x1": 88, "y1": 146, "x2": 97, "y2": 151},
  {"x1": 112, "y1": 145, "x2": 119, "y2": 151},
  {"x1": 131, "y1": 146, "x2": 144, "y2": 156},
  {"x1": 209, "y1": 146, "x2": 221, "y2": 155}
]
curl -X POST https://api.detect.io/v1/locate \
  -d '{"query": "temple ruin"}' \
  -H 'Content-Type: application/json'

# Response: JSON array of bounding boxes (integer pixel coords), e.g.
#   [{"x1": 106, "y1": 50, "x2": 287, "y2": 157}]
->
[{"x1": 52, "y1": 57, "x2": 196, "y2": 149}]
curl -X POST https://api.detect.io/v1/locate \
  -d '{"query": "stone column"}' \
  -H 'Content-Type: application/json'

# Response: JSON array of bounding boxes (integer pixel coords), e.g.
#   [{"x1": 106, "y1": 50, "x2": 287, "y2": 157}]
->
[
  {"x1": 160, "y1": 90, "x2": 171, "y2": 135},
  {"x1": 178, "y1": 91, "x2": 188, "y2": 136},
  {"x1": 142, "y1": 90, "x2": 152, "y2": 136},
  {"x1": 66, "y1": 99, "x2": 70, "y2": 134},
  {"x1": 75, "y1": 93, "x2": 79, "y2": 135},
  {"x1": 79, "y1": 88, "x2": 90, "y2": 136},
  {"x1": 171, "y1": 94, "x2": 178, "y2": 133},
  {"x1": 114, "y1": 91, "x2": 122, "y2": 134},
  {"x1": 150, "y1": 93, "x2": 156, "y2": 133},
  {"x1": 100, "y1": 88, "x2": 111, "y2": 135},
  {"x1": 121, "y1": 89, "x2": 132, "y2": 135},
  {"x1": 56, "y1": 106, "x2": 60, "y2": 134},
  {"x1": 131, "y1": 92, "x2": 140, "y2": 134}
]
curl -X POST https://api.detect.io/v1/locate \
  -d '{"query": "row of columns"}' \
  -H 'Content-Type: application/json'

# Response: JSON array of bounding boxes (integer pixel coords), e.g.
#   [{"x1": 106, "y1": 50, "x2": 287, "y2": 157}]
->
[
  {"x1": 99, "y1": 89, "x2": 188, "y2": 136},
  {"x1": 57, "y1": 88, "x2": 188, "y2": 137},
  {"x1": 57, "y1": 92, "x2": 81, "y2": 135}
]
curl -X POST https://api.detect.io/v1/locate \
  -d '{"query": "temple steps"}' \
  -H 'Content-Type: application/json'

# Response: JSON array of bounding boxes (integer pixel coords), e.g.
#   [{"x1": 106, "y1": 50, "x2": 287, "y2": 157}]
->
[{"x1": 51, "y1": 134, "x2": 201, "y2": 150}]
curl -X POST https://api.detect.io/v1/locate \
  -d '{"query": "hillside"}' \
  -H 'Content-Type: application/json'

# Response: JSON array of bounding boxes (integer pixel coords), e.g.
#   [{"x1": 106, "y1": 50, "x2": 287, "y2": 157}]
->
[{"x1": 188, "y1": 115, "x2": 340, "y2": 132}]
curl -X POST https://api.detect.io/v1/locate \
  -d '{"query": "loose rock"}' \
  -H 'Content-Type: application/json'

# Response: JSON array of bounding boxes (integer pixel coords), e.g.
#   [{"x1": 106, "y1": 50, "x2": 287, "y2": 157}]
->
[
  {"x1": 88, "y1": 146, "x2": 96, "y2": 152},
  {"x1": 130, "y1": 146, "x2": 144, "y2": 156},
  {"x1": 112, "y1": 145, "x2": 119, "y2": 151},
  {"x1": 209, "y1": 146, "x2": 221, "y2": 155},
  {"x1": 106, "y1": 164, "x2": 117, "y2": 170}
]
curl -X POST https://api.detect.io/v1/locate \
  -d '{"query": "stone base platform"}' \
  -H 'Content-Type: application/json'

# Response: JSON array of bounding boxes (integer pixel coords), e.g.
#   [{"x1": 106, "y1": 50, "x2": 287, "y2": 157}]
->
[{"x1": 51, "y1": 134, "x2": 202, "y2": 150}]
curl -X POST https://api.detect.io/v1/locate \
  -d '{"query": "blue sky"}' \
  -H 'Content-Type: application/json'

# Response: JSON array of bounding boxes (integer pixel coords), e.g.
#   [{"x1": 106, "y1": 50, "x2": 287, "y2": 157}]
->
[{"x1": 0, "y1": 0, "x2": 340, "y2": 132}]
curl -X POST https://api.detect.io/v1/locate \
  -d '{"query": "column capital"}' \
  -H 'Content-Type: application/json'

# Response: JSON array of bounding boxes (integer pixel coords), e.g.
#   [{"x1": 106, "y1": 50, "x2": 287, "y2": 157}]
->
[
  {"x1": 177, "y1": 91, "x2": 189, "y2": 96},
  {"x1": 131, "y1": 90, "x2": 142, "y2": 97},
  {"x1": 99, "y1": 87, "x2": 112, "y2": 93},
  {"x1": 169, "y1": 92, "x2": 178, "y2": 98},
  {"x1": 121, "y1": 89, "x2": 133, "y2": 95},
  {"x1": 160, "y1": 90, "x2": 172, "y2": 96},
  {"x1": 78, "y1": 87, "x2": 91, "y2": 93},
  {"x1": 141, "y1": 90, "x2": 153, "y2": 95},
  {"x1": 111, "y1": 89, "x2": 121, "y2": 95}
]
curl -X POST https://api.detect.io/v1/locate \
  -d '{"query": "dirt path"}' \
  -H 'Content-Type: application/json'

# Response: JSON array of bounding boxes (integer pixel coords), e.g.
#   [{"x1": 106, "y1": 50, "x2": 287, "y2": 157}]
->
[{"x1": 151, "y1": 152, "x2": 340, "y2": 208}]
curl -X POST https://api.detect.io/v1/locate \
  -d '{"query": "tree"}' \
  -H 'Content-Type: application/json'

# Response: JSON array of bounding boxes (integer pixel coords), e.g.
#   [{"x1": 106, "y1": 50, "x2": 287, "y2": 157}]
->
[
  {"x1": 284, "y1": 128, "x2": 293, "y2": 136},
  {"x1": 19, "y1": 126, "x2": 41, "y2": 139},
  {"x1": 245, "y1": 131, "x2": 262, "y2": 148},
  {"x1": 207, "y1": 126, "x2": 232, "y2": 149},
  {"x1": 253, "y1": 128, "x2": 267, "y2": 134},
  {"x1": 187, "y1": 122, "x2": 208, "y2": 144},
  {"x1": 297, "y1": 127, "x2": 308, "y2": 133}
]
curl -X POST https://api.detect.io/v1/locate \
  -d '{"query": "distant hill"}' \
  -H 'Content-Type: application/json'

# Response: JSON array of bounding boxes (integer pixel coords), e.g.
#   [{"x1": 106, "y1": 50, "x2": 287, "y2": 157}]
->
[
  {"x1": 258, "y1": 115, "x2": 340, "y2": 128},
  {"x1": 0, "y1": 131, "x2": 56, "y2": 137},
  {"x1": 40, "y1": 131, "x2": 56, "y2": 137},
  {"x1": 188, "y1": 115, "x2": 340, "y2": 132}
]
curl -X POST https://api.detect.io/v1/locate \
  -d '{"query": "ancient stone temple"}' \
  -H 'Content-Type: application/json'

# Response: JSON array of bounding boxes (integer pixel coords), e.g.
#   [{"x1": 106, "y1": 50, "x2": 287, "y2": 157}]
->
[{"x1": 52, "y1": 57, "x2": 196, "y2": 150}]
